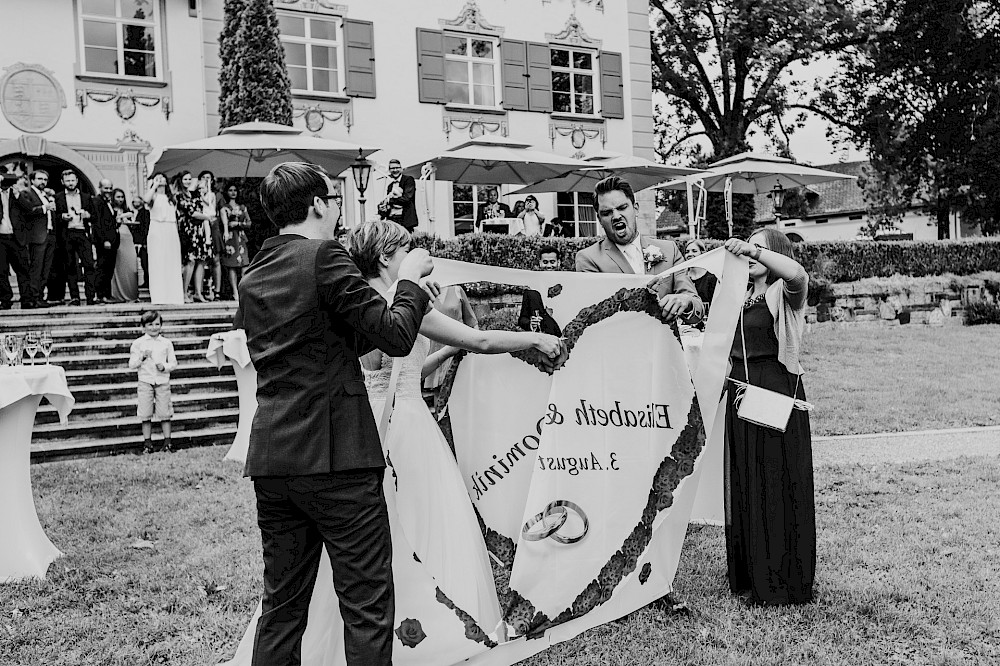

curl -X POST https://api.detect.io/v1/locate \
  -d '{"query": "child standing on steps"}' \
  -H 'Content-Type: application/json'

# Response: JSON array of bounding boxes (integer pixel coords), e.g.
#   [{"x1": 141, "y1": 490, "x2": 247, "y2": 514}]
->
[{"x1": 128, "y1": 310, "x2": 177, "y2": 453}]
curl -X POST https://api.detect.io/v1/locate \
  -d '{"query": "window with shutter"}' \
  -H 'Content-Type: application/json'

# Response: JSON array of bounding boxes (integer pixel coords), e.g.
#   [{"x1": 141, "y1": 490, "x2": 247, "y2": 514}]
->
[
  {"x1": 443, "y1": 34, "x2": 501, "y2": 108},
  {"x1": 344, "y1": 19, "x2": 375, "y2": 98},
  {"x1": 550, "y1": 47, "x2": 597, "y2": 115},
  {"x1": 598, "y1": 50, "x2": 624, "y2": 119},
  {"x1": 277, "y1": 11, "x2": 345, "y2": 96},
  {"x1": 500, "y1": 39, "x2": 528, "y2": 111},
  {"x1": 526, "y1": 42, "x2": 552, "y2": 113},
  {"x1": 416, "y1": 28, "x2": 446, "y2": 104}
]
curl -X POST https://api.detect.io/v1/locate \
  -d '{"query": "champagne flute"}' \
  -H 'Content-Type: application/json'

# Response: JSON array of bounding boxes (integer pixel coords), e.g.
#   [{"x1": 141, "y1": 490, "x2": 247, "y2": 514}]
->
[
  {"x1": 2, "y1": 334, "x2": 14, "y2": 366},
  {"x1": 39, "y1": 331, "x2": 54, "y2": 365},
  {"x1": 23, "y1": 331, "x2": 39, "y2": 366}
]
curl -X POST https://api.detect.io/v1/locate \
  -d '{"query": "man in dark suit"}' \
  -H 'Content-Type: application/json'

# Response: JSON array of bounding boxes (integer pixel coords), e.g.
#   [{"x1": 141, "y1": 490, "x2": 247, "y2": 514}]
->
[
  {"x1": 131, "y1": 196, "x2": 150, "y2": 288},
  {"x1": 0, "y1": 176, "x2": 31, "y2": 309},
  {"x1": 235, "y1": 161, "x2": 435, "y2": 666},
  {"x1": 518, "y1": 244, "x2": 563, "y2": 336},
  {"x1": 13, "y1": 170, "x2": 56, "y2": 309},
  {"x1": 91, "y1": 178, "x2": 121, "y2": 302},
  {"x1": 575, "y1": 175, "x2": 703, "y2": 324},
  {"x1": 474, "y1": 187, "x2": 512, "y2": 232},
  {"x1": 53, "y1": 170, "x2": 98, "y2": 305},
  {"x1": 384, "y1": 158, "x2": 418, "y2": 231}
]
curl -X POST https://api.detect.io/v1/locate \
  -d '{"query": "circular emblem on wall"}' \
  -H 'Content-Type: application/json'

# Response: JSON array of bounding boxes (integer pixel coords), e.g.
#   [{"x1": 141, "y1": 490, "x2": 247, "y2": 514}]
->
[
  {"x1": 0, "y1": 63, "x2": 67, "y2": 134},
  {"x1": 304, "y1": 108, "x2": 324, "y2": 133},
  {"x1": 115, "y1": 96, "x2": 137, "y2": 120}
]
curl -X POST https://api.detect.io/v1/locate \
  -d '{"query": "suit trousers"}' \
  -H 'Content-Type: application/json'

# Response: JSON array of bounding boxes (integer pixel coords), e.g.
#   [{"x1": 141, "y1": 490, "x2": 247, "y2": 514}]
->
[
  {"x1": 95, "y1": 240, "x2": 119, "y2": 299},
  {"x1": 27, "y1": 236, "x2": 53, "y2": 305},
  {"x1": 65, "y1": 229, "x2": 96, "y2": 302},
  {"x1": 0, "y1": 234, "x2": 30, "y2": 306},
  {"x1": 45, "y1": 235, "x2": 66, "y2": 302},
  {"x1": 252, "y1": 469, "x2": 394, "y2": 666}
]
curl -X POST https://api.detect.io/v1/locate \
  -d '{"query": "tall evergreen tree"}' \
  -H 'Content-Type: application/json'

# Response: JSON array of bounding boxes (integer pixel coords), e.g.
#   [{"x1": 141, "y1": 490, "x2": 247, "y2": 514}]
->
[
  {"x1": 217, "y1": 0, "x2": 246, "y2": 129},
  {"x1": 219, "y1": 0, "x2": 293, "y2": 127}
]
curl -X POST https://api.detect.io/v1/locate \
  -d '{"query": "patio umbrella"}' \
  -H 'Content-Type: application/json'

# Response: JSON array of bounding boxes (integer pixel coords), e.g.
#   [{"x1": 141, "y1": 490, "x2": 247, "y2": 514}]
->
[
  {"x1": 148, "y1": 121, "x2": 378, "y2": 178},
  {"x1": 400, "y1": 136, "x2": 591, "y2": 185},
  {"x1": 657, "y1": 152, "x2": 857, "y2": 237},
  {"x1": 509, "y1": 154, "x2": 703, "y2": 195}
]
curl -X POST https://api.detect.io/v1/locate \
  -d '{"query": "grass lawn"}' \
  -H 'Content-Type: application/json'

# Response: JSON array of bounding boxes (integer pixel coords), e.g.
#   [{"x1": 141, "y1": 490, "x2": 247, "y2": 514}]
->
[
  {"x1": 3, "y1": 447, "x2": 999, "y2": 666},
  {"x1": 802, "y1": 323, "x2": 1000, "y2": 436}
]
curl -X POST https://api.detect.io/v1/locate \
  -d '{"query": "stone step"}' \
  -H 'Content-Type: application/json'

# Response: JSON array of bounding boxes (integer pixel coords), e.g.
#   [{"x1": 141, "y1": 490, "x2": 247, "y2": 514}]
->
[
  {"x1": 0, "y1": 311, "x2": 236, "y2": 332},
  {"x1": 35, "y1": 389, "x2": 240, "y2": 425},
  {"x1": 22, "y1": 322, "x2": 234, "y2": 342},
  {"x1": 30, "y1": 424, "x2": 239, "y2": 463},
  {"x1": 64, "y1": 361, "x2": 233, "y2": 387},
  {"x1": 37, "y1": 336, "x2": 212, "y2": 357},
  {"x1": 27, "y1": 347, "x2": 214, "y2": 371},
  {"x1": 67, "y1": 375, "x2": 237, "y2": 402},
  {"x1": 31, "y1": 406, "x2": 239, "y2": 442}
]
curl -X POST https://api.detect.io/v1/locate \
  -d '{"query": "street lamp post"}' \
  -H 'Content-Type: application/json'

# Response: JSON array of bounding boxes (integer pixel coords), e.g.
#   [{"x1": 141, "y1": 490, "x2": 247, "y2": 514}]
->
[
  {"x1": 350, "y1": 148, "x2": 373, "y2": 224},
  {"x1": 770, "y1": 182, "x2": 785, "y2": 226}
]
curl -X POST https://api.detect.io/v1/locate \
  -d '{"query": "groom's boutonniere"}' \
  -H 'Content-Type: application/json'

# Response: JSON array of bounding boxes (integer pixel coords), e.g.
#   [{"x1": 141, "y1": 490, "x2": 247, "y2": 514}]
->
[{"x1": 643, "y1": 245, "x2": 664, "y2": 272}]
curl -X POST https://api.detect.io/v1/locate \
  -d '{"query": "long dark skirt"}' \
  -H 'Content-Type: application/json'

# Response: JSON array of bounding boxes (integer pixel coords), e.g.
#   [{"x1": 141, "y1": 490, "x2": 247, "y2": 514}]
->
[{"x1": 724, "y1": 358, "x2": 816, "y2": 605}]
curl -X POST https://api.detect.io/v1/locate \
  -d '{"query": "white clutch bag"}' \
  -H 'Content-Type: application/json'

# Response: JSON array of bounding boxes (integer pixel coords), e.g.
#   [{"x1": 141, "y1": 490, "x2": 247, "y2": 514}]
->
[{"x1": 735, "y1": 383, "x2": 795, "y2": 432}]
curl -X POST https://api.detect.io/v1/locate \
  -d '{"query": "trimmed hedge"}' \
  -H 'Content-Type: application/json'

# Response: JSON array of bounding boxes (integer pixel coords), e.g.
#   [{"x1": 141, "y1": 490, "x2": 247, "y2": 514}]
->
[{"x1": 412, "y1": 233, "x2": 1000, "y2": 282}]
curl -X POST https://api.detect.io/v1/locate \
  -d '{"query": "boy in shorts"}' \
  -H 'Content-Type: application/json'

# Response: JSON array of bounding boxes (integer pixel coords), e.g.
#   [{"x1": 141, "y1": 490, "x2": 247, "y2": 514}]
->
[{"x1": 129, "y1": 310, "x2": 177, "y2": 453}]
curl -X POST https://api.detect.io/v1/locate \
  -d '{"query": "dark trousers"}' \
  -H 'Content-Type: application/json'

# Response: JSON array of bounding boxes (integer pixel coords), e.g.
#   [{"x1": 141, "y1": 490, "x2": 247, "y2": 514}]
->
[
  {"x1": 65, "y1": 229, "x2": 96, "y2": 302},
  {"x1": 137, "y1": 243, "x2": 149, "y2": 287},
  {"x1": 252, "y1": 470, "x2": 393, "y2": 666},
  {"x1": 45, "y1": 235, "x2": 66, "y2": 302},
  {"x1": 27, "y1": 236, "x2": 53, "y2": 305},
  {"x1": 95, "y1": 240, "x2": 118, "y2": 299},
  {"x1": 0, "y1": 234, "x2": 30, "y2": 306}
]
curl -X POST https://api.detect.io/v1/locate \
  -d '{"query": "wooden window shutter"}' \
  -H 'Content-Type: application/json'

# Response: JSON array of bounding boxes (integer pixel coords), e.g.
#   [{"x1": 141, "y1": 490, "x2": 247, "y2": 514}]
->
[
  {"x1": 526, "y1": 42, "x2": 552, "y2": 113},
  {"x1": 500, "y1": 39, "x2": 528, "y2": 111},
  {"x1": 344, "y1": 19, "x2": 376, "y2": 98},
  {"x1": 599, "y1": 50, "x2": 624, "y2": 119},
  {"x1": 416, "y1": 28, "x2": 446, "y2": 104}
]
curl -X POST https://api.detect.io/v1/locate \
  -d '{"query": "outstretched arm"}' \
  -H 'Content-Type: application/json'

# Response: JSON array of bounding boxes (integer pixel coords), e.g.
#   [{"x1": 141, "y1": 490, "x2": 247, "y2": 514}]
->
[{"x1": 420, "y1": 308, "x2": 561, "y2": 357}]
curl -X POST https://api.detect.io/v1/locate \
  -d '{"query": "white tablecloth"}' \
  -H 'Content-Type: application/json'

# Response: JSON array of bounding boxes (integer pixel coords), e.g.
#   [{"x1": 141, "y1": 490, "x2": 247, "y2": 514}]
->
[
  {"x1": 0, "y1": 365, "x2": 74, "y2": 582},
  {"x1": 206, "y1": 330, "x2": 256, "y2": 464}
]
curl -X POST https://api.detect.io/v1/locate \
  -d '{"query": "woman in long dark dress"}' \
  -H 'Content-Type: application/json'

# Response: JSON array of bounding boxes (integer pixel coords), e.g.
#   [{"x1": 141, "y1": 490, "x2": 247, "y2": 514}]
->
[{"x1": 722, "y1": 228, "x2": 815, "y2": 606}]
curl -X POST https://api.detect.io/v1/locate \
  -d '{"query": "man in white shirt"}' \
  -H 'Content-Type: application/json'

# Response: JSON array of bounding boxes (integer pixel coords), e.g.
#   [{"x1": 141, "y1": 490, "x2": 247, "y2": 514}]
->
[
  {"x1": 574, "y1": 175, "x2": 703, "y2": 324},
  {"x1": 53, "y1": 170, "x2": 98, "y2": 305},
  {"x1": 0, "y1": 176, "x2": 31, "y2": 309}
]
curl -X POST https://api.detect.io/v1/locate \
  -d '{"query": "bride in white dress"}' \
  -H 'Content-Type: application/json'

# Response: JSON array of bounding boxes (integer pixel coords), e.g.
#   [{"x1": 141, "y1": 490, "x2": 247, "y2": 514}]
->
[{"x1": 225, "y1": 221, "x2": 562, "y2": 666}]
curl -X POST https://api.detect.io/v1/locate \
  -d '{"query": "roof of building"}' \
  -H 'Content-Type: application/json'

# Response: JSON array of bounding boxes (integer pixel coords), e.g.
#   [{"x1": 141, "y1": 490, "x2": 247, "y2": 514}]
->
[{"x1": 754, "y1": 161, "x2": 869, "y2": 223}]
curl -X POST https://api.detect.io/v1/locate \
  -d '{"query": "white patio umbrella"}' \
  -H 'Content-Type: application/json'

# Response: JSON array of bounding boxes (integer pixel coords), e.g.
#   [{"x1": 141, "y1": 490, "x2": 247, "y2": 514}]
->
[
  {"x1": 509, "y1": 154, "x2": 703, "y2": 195},
  {"x1": 148, "y1": 121, "x2": 378, "y2": 178},
  {"x1": 400, "y1": 136, "x2": 591, "y2": 185},
  {"x1": 657, "y1": 152, "x2": 857, "y2": 237}
]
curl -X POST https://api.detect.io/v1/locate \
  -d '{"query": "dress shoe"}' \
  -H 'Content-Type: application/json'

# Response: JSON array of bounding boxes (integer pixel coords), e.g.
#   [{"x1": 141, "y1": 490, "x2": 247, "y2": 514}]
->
[
  {"x1": 69, "y1": 299, "x2": 82, "y2": 306},
  {"x1": 0, "y1": 302, "x2": 12, "y2": 310},
  {"x1": 45, "y1": 300, "x2": 63, "y2": 307}
]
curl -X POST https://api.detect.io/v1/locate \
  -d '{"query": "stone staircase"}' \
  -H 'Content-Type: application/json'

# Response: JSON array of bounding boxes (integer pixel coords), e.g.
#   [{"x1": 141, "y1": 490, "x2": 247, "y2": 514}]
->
[{"x1": 0, "y1": 300, "x2": 240, "y2": 463}]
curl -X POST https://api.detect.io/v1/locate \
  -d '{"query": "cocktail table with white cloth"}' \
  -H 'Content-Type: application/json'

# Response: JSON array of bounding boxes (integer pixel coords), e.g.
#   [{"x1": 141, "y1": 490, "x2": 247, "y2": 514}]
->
[
  {"x1": 205, "y1": 330, "x2": 257, "y2": 463},
  {"x1": 0, "y1": 365, "x2": 74, "y2": 582}
]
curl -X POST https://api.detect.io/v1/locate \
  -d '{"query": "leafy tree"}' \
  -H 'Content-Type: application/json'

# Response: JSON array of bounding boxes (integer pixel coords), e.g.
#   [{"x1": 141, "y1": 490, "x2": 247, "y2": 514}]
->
[
  {"x1": 218, "y1": 0, "x2": 293, "y2": 128},
  {"x1": 650, "y1": 0, "x2": 870, "y2": 162},
  {"x1": 814, "y1": 0, "x2": 1000, "y2": 237}
]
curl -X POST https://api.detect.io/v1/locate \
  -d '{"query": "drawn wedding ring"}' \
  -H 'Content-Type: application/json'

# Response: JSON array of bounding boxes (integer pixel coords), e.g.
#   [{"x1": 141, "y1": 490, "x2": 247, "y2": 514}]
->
[
  {"x1": 521, "y1": 500, "x2": 590, "y2": 544},
  {"x1": 521, "y1": 504, "x2": 568, "y2": 541},
  {"x1": 546, "y1": 500, "x2": 589, "y2": 544}
]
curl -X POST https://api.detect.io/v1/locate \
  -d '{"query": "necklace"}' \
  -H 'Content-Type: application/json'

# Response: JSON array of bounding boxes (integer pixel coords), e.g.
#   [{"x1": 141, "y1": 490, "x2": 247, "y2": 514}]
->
[{"x1": 744, "y1": 291, "x2": 766, "y2": 308}]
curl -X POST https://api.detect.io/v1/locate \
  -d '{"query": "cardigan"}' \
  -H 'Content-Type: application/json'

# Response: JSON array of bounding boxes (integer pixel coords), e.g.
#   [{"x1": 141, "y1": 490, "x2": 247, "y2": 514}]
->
[{"x1": 763, "y1": 265, "x2": 808, "y2": 375}]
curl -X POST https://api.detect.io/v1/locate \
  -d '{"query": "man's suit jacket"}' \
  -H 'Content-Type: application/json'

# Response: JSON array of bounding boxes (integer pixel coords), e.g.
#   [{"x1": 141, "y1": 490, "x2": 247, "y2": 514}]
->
[
  {"x1": 518, "y1": 289, "x2": 562, "y2": 336},
  {"x1": 235, "y1": 234, "x2": 430, "y2": 477},
  {"x1": 53, "y1": 191, "x2": 96, "y2": 243},
  {"x1": 12, "y1": 187, "x2": 50, "y2": 245},
  {"x1": 386, "y1": 174, "x2": 418, "y2": 231},
  {"x1": 575, "y1": 235, "x2": 704, "y2": 321},
  {"x1": 0, "y1": 189, "x2": 27, "y2": 246},
  {"x1": 90, "y1": 194, "x2": 120, "y2": 247}
]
